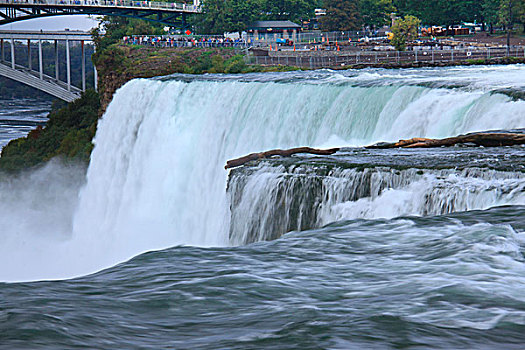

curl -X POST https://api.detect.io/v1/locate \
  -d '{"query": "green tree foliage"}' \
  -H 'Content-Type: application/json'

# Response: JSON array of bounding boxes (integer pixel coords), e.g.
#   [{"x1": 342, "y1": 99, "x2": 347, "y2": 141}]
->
[
  {"x1": 320, "y1": 0, "x2": 362, "y2": 31},
  {"x1": 264, "y1": 0, "x2": 317, "y2": 22},
  {"x1": 195, "y1": 0, "x2": 522, "y2": 32},
  {"x1": 197, "y1": 0, "x2": 265, "y2": 34},
  {"x1": 499, "y1": 0, "x2": 525, "y2": 32},
  {"x1": 359, "y1": 0, "x2": 395, "y2": 28},
  {"x1": 482, "y1": 0, "x2": 500, "y2": 31},
  {"x1": 0, "y1": 90, "x2": 100, "y2": 172},
  {"x1": 92, "y1": 16, "x2": 164, "y2": 52},
  {"x1": 196, "y1": 0, "x2": 231, "y2": 34},
  {"x1": 393, "y1": 0, "x2": 481, "y2": 26},
  {"x1": 391, "y1": 15, "x2": 420, "y2": 51},
  {"x1": 197, "y1": 0, "x2": 316, "y2": 34},
  {"x1": 449, "y1": 0, "x2": 483, "y2": 25},
  {"x1": 391, "y1": 0, "x2": 522, "y2": 29}
]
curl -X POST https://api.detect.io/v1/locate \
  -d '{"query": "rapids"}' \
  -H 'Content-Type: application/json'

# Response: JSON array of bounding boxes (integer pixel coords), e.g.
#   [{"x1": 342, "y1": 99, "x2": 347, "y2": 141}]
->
[
  {"x1": 0, "y1": 65, "x2": 524, "y2": 281},
  {"x1": 0, "y1": 98, "x2": 50, "y2": 148},
  {"x1": 228, "y1": 150, "x2": 525, "y2": 244},
  {"x1": 2, "y1": 64, "x2": 525, "y2": 349}
]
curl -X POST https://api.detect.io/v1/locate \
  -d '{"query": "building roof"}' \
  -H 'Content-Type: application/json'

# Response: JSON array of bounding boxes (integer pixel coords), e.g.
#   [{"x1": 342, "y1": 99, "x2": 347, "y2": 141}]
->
[{"x1": 247, "y1": 21, "x2": 301, "y2": 30}]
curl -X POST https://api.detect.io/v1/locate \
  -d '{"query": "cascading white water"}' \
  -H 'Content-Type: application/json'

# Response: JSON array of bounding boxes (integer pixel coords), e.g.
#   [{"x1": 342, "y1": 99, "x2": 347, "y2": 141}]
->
[
  {"x1": 1, "y1": 66, "x2": 524, "y2": 281},
  {"x1": 72, "y1": 75, "x2": 524, "y2": 256},
  {"x1": 228, "y1": 165, "x2": 525, "y2": 244}
]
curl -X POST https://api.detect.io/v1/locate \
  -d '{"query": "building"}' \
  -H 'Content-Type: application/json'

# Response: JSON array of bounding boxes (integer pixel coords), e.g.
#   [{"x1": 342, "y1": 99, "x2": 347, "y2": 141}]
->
[{"x1": 247, "y1": 21, "x2": 302, "y2": 40}]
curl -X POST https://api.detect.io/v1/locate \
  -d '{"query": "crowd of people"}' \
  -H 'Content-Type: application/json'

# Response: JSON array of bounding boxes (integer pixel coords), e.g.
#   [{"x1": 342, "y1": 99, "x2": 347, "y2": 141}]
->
[{"x1": 122, "y1": 35, "x2": 248, "y2": 48}]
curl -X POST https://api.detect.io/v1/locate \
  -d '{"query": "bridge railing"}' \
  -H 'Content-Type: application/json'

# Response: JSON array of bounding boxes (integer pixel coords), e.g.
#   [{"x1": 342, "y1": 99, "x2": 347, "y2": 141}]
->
[{"x1": 0, "y1": 0, "x2": 201, "y2": 12}]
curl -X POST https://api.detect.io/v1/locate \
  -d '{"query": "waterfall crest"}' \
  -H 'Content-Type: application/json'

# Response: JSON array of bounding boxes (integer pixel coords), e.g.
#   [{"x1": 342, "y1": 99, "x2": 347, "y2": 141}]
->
[{"x1": 1, "y1": 66, "x2": 524, "y2": 281}]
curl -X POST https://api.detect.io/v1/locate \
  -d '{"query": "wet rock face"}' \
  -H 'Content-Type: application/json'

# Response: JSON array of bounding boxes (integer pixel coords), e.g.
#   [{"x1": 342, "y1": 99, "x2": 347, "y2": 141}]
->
[
  {"x1": 227, "y1": 147, "x2": 525, "y2": 245},
  {"x1": 228, "y1": 167, "x2": 324, "y2": 244},
  {"x1": 228, "y1": 164, "x2": 416, "y2": 244},
  {"x1": 95, "y1": 46, "x2": 241, "y2": 114}
]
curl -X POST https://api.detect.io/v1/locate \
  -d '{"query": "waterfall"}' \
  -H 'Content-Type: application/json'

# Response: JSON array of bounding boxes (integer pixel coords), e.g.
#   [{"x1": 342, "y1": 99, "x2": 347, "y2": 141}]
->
[
  {"x1": 1, "y1": 66, "x2": 524, "y2": 281},
  {"x1": 228, "y1": 164, "x2": 525, "y2": 244},
  {"x1": 74, "y1": 76, "x2": 524, "y2": 251}
]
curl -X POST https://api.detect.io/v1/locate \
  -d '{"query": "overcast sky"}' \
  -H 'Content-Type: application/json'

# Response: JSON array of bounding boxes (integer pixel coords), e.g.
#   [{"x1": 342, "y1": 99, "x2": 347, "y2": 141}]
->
[{"x1": 0, "y1": 15, "x2": 100, "y2": 31}]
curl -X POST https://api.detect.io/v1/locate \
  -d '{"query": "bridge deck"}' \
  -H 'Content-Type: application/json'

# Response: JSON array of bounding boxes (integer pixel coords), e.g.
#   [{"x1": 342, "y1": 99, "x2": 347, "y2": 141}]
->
[
  {"x1": 0, "y1": 30, "x2": 94, "y2": 102},
  {"x1": 0, "y1": 0, "x2": 200, "y2": 13},
  {"x1": 0, "y1": 30, "x2": 92, "y2": 41},
  {"x1": 0, "y1": 62, "x2": 80, "y2": 102},
  {"x1": 0, "y1": 0, "x2": 200, "y2": 26}
]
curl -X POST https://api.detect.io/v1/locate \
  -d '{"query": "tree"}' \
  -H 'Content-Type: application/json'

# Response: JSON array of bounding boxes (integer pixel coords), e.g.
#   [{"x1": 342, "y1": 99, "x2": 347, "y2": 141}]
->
[
  {"x1": 482, "y1": 0, "x2": 500, "y2": 33},
  {"x1": 197, "y1": 0, "x2": 313, "y2": 34},
  {"x1": 499, "y1": 0, "x2": 525, "y2": 32},
  {"x1": 498, "y1": 0, "x2": 525, "y2": 53},
  {"x1": 320, "y1": 0, "x2": 362, "y2": 31},
  {"x1": 264, "y1": 0, "x2": 316, "y2": 22},
  {"x1": 229, "y1": 0, "x2": 265, "y2": 33},
  {"x1": 392, "y1": 0, "x2": 482, "y2": 26},
  {"x1": 359, "y1": 0, "x2": 395, "y2": 28},
  {"x1": 391, "y1": 15, "x2": 420, "y2": 51},
  {"x1": 91, "y1": 16, "x2": 164, "y2": 51},
  {"x1": 195, "y1": 0, "x2": 231, "y2": 34},
  {"x1": 449, "y1": 0, "x2": 483, "y2": 26}
]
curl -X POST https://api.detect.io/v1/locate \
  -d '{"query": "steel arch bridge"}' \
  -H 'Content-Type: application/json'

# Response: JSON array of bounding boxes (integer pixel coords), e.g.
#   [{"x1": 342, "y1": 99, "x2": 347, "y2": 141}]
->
[
  {"x1": 1, "y1": 30, "x2": 93, "y2": 101},
  {"x1": 0, "y1": 0, "x2": 201, "y2": 28}
]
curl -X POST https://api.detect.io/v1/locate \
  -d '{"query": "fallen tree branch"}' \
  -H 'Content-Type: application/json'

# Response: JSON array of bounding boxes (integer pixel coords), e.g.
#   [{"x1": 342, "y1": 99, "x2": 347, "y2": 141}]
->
[
  {"x1": 367, "y1": 133, "x2": 525, "y2": 149},
  {"x1": 225, "y1": 147, "x2": 340, "y2": 169}
]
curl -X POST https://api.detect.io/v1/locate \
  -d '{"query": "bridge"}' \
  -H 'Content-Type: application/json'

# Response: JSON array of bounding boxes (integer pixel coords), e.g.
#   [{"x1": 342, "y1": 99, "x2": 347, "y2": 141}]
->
[
  {"x1": 0, "y1": 0, "x2": 201, "y2": 27},
  {"x1": 0, "y1": 30, "x2": 93, "y2": 102}
]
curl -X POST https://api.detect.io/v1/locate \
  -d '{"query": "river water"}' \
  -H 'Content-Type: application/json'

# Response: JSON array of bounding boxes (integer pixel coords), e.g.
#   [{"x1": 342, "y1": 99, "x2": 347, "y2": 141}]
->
[
  {"x1": 0, "y1": 98, "x2": 50, "y2": 149},
  {"x1": 1, "y1": 65, "x2": 525, "y2": 349}
]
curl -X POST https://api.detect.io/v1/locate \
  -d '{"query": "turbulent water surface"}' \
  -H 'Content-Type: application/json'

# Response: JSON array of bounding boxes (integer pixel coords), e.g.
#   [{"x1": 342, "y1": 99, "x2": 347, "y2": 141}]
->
[{"x1": 1, "y1": 65, "x2": 525, "y2": 348}]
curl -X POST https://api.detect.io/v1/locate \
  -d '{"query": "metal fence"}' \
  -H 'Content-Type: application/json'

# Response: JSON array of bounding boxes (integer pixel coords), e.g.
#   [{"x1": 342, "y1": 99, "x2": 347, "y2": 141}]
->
[
  {"x1": 246, "y1": 30, "x2": 386, "y2": 46},
  {"x1": 123, "y1": 36, "x2": 249, "y2": 48},
  {"x1": 246, "y1": 46, "x2": 525, "y2": 68}
]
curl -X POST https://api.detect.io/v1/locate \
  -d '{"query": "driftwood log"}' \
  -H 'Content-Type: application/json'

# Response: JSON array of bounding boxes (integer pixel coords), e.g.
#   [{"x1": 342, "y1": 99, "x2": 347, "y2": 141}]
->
[
  {"x1": 225, "y1": 147, "x2": 340, "y2": 169},
  {"x1": 367, "y1": 133, "x2": 525, "y2": 149}
]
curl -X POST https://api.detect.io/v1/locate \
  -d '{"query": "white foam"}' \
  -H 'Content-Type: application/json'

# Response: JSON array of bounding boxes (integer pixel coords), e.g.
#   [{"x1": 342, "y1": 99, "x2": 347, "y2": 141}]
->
[{"x1": 0, "y1": 67, "x2": 524, "y2": 281}]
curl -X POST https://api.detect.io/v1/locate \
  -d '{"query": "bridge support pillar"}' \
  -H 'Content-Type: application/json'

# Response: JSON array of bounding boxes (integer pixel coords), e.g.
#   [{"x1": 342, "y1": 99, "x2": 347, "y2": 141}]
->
[
  {"x1": 0, "y1": 30, "x2": 94, "y2": 102},
  {"x1": 66, "y1": 39, "x2": 71, "y2": 92},
  {"x1": 94, "y1": 66, "x2": 98, "y2": 92},
  {"x1": 27, "y1": 40, "x2": 31, "y2": 71},
  {"x1": 55, "y1": 40, "x2": 59, "y2": 81},
  {"x1": 38, "y1": 39, "x2": 43, "y2": 79},
  {"x1": 10, "y1": 38, "x2": 15, "y2": 69},
  {"x1": 81, "y1": 41, "x2": 86, "y2": 92}
]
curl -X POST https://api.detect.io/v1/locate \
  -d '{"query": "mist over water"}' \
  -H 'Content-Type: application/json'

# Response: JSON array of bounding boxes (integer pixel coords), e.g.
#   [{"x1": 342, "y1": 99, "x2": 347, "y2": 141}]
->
[
  {"x1": 0, "y1": 65, "x2": 524, "y2": 282},
  {"x1": 0, "y1": 161, "x2": 86, "y2": 281}
]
